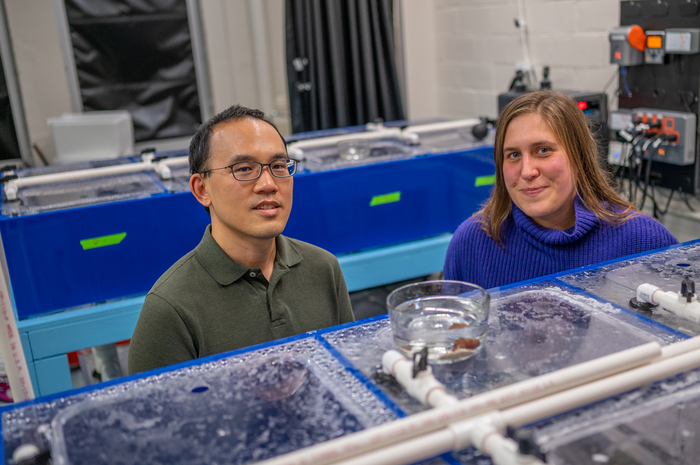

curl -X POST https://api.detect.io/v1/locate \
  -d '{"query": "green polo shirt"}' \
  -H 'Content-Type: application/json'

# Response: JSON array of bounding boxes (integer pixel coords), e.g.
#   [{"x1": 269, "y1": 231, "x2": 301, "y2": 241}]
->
[{"x1": 128, "y1": 226, "x2": 354, "y2": 374}]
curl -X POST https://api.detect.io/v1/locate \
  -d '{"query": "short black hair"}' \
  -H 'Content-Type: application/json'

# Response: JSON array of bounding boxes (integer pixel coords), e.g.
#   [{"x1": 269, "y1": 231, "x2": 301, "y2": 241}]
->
[{"x1": 189, "y1": 104, "x2": 287, "y2": 175}]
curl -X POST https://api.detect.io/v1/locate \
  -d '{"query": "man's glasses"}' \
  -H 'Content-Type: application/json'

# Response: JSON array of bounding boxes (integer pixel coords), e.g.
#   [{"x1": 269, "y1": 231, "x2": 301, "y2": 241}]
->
[{"x1": 200, "y1": 158, "x2": 299, "y2": 181}]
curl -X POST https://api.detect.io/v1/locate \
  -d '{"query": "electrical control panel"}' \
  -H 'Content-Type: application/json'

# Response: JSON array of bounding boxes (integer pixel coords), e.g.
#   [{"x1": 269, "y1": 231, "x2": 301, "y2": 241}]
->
[
  {"x1": 610, "y1": 25, "x2": 646, "y2": 66},
  {"x1": 609, "y1": 108, "x2": 696, "y2": 166},
  {"x1": 615, "y1": 0, "x2": 700, "y2": 193},
  {"x1": 665, "y1": 28, "x2": 700, "y2": 54},
  {"x1": 645, "y1": 31, "x2": 665, "y2": 64}
]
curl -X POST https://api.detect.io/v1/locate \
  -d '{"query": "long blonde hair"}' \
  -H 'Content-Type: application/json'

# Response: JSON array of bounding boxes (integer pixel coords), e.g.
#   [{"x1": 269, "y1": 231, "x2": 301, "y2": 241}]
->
[{"x1": 480, "y1": 90, "x2": 636, "y2": 244}]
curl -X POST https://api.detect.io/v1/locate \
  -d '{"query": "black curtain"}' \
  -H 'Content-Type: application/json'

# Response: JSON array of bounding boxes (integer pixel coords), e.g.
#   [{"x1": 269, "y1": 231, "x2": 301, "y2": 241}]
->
[
  {"x1": 64, "y1": 0, "x2": 202, "y2": 142},
  {"x1": 0, "y1": 54, "x2": 20, "y2": 160},
  {"x1": 285, "y1": 0, "x2": 405, "y2": 133}
]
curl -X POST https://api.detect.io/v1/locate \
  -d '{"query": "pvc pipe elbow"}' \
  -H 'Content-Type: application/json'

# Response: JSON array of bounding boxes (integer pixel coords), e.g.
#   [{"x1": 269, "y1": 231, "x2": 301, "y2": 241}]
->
[
  {"x1": 637, "y1": 283, "x2": 700, "y2": 324},
  {"x1": 468, "y1": 414, "x2": 545, "y2": 465},
  {"x1": 381, "y1": 350, "x2": 457, "y2": 407},
  {"x1": 673, "y1": 301, "x2": 700, "y2": 324},
  {"x1": 156, "y1": 164, "x2": 172, "y2": 180},
  {"x1": 401, "y1": 132, "x2": 420, "y2": 145},
  {"x1": 288, "y1": 146, "x2": 304, "y2": 160},
  {"x1": 637, "y1": 283, "x2": 660, "y2": 304},
  {"x1": 467, "y1": 412, "x2": 506, "y2": 453},
  {"x1": 4, "y1": 182, "x2": 17, "y2": 201}
]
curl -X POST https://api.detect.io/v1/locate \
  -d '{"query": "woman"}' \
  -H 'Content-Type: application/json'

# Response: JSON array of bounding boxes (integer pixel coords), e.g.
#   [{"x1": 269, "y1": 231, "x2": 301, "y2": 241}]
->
[{"x1": 444, "y1": 91, "x2": 677, "y2": 289}]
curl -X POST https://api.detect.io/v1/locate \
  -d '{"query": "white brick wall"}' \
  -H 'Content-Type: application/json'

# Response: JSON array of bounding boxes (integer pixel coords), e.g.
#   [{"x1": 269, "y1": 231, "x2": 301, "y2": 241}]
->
[{"x1": 429, "y1": 0, "x2": 620, "y2": 119}]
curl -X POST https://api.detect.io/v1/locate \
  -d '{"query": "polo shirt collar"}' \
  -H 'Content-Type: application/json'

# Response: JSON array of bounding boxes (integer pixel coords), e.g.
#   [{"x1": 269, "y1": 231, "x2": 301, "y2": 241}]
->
[{"x1": 194, "y1": 226, "x2": 303, "y2": 286}]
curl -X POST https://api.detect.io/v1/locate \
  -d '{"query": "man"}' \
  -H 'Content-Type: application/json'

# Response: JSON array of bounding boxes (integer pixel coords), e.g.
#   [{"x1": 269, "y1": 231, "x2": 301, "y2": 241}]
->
[{"x1": 128, "y1": 105, "x2": 354, "y2": 374}]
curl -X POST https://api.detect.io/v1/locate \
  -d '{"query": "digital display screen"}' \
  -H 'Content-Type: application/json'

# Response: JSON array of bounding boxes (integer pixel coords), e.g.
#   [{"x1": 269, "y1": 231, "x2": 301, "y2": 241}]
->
[
  {"x1": 647, "y1": 36, "x2": 663, "y2": 49},
  {"x1": 666, "y1": 32, "x2": 692, "y2": 52}
]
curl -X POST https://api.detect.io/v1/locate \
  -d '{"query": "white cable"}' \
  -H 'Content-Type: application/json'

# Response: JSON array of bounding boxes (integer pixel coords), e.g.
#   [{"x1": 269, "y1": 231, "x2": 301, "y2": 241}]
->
[{"x1": 516, "y1": 0, "x2": 537, "y2": 86}]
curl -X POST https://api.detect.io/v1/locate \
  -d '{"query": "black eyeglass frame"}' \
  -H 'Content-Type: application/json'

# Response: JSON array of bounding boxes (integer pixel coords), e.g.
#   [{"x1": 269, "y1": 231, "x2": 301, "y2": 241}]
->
[{"x1": 198, "y1": 158, "x2": 300, "y2": 181}]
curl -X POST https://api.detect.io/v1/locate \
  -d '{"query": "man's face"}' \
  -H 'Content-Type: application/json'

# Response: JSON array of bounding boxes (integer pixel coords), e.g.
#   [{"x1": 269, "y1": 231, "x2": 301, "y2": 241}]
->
[{"x1": 191, "y1": 117, "x2": 292, "y2": 245}]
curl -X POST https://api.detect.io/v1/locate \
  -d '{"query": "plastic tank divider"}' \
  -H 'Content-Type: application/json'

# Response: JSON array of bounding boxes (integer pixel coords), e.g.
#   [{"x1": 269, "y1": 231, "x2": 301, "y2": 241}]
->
[
  {"x1": 2, "y1": 155, "x2": 191, "y2": 200},
  {"x1": 141, "y1": 170, "x2": 171, "y2": 194},
  {"x1": 313, "y1": 333, "x2": 407, "y2": 419}
]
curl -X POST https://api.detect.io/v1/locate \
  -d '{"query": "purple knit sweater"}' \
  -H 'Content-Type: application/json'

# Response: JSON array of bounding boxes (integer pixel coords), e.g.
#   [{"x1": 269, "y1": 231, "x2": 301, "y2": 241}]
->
[{"x1": 444, "y1": 197, "x2": 678, "y2": 289}]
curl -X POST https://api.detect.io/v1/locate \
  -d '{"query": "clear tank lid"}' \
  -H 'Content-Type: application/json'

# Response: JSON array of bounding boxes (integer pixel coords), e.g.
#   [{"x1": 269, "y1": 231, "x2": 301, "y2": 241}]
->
[
  {"x1": 414, "y1": 126, "x2": 495, "y2": 154},
  {"x1": 558, "y1": 242, "x2": 700, "y2": 336},
  {"x1": 3, "y1": 338, "x2": 395, "y2": 465},
  {"x1": 1, "y1": 155, "x2": 194, "y2": 216},
  {"x1": 1, "y1": 172, "x2": 164, "y2": 217},
  {"x1": 323, "y1": 282, "x2": 683, "y2": 414},
  {"x1": 300, "y1": 139, "x2": 422, "y2": 172},
  {"x1": 531, "y1": 364, "x2": 700, "y2": 464}
]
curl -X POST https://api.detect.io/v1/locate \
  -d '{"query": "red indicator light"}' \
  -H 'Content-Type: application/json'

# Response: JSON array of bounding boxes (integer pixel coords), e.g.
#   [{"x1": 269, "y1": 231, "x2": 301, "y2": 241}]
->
[
  {"x1": 577, "y1": 101, "x2": 588, "y2": 110},
  {"x1": 615, "y1": 51, "x2": 622, "y2": 60}
]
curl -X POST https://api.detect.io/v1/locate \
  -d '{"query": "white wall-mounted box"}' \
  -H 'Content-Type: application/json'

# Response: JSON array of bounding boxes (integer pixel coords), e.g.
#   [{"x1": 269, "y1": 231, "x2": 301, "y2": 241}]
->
[{"x1": 47, "y1": 111, "x2": 135, "y2": 164}]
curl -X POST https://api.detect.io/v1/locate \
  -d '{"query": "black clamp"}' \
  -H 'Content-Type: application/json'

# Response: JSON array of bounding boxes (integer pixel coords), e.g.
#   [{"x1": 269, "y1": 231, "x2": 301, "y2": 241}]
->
[
  {"x1": 681, "y1": 277, "x2": 696, "y2": 303},
  {"x1": 540, "y1": 66, "x2": 551, "y2": 90},
  {"x1": 0, "y1": 174, "x2": 18, "y2": 184},
  {"x1": 472, "y1": 117, "x2": 496, "y2": 141},
  {"x1": 412, "y1": 347, "x2": 429, "y2": 378},
  {"x1": 506, "y1": 426, "x2": 547, "y2": 462},
  {"x1": 372, "y1": 365, "x2": 404, "y2": 396}
]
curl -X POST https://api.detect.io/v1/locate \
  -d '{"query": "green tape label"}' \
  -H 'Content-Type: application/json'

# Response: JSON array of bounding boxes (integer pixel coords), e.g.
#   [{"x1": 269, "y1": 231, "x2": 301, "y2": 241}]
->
[
  {"x1": 370, "y1": 191, "x2": 401, "y2": 207},
  {"x1": 475, "y1": 174, "x2": 496, "y2": 187},
  {"x1": 80, "y1": 232, "x2": 127, "y2": 250}
]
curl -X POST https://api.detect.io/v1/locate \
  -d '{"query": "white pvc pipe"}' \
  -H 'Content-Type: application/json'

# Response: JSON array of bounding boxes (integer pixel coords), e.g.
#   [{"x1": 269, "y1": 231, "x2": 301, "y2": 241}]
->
[
  {"x1": 11, "y1": 162, "x2": 152, "y2": 188},
  {"x1": 382, "y1": 350, "x2": 458, "y2": 407},
  {"x1": 660, "y1": 336, "x2": 700, "y2": 358},
  {"x1": 334, "y1": 428, "x2": 455, "y2": 465},
  {"x1": 637, "y1": 283, "x2": 700, "y2": 324},
  {"x1": 338, "y1": 411, "x2": 542, "y2": 465},
  {"x1": 469, "y1": 415, "x2": 544, "y2": 465},
  {"x1": 3, "y1": 154, "x2": 190, "y2": 200},
  {"x1": 258, "y1": 341, "x2": 663, "y2": 465},
  {"x1": 480, "y1": 431, "x2": 545, "y2": 465},
  {"x1": 0, "y1": 248, "x2": 33, "y2": 402},
  {"x1": 160, "y1": 157, "x2": 189, "y2": 167},
  {"x1": 503, "y1": 346, "x2": 700, "y2": 428},
  {"x1": 302, "y1": 342, "x2": 700, "y2": 465},
  {"x1": 288, "y1": 128, "x2": 404, "y2": 147},
  {"x1": 401, "y1": 118, "x2": 480, "y2": 135}
]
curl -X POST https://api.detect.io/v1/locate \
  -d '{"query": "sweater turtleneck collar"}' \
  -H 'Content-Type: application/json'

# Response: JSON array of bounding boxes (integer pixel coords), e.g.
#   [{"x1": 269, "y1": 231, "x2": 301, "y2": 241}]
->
[{"x1": 511, "y1": 196, "x2": 600, "y2": 245}]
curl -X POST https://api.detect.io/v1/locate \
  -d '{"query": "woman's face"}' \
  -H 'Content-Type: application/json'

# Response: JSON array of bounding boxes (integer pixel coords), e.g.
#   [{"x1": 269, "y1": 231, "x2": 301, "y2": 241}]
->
[{"x1": 502, "y1": 112, "x2": 577, "y2": 230}]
